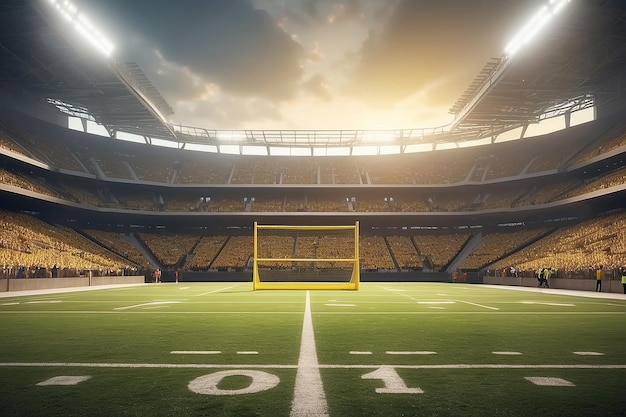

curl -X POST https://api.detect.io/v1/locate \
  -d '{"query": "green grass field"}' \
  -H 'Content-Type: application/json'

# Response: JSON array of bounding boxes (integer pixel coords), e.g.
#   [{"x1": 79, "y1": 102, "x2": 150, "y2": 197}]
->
[{"x1": 1, "y1": 282, "x2": 625, "y2": 416}]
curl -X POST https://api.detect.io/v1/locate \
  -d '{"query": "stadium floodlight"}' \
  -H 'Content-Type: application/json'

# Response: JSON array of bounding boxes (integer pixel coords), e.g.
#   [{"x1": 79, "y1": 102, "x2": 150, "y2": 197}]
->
[
  {"x1": 504, "y1": 0, "x2": 571, "y2": 57},
  {"x1": 46, "y1": 0, "x2": 115, "y2": 58}
]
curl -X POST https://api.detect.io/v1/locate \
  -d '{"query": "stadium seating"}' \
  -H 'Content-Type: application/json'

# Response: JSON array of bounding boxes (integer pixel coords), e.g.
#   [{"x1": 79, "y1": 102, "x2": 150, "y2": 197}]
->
[
  {"x1": 0, "y1": 210, "x2": 134, "y2": 277},
  {"x1": 489, "y1": 212, "x2": 626, "y2": 276},
  {"x1": 1, "y1": 103, "x2": 626, "y2": 284}
]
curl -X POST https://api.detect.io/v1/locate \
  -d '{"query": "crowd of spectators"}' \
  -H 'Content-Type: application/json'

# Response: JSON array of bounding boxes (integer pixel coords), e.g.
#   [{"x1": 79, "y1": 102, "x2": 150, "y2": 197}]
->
[
  {"x1": 461, "y1": 228, "x2": 550, "y2": 270},
  {"x1": 526, "y1": 152, "x2": 568, "y2": 174},
  {"x1": 129, "y1": 154, "x2": 172, "y2": 183},
  {"x1": 388, "y1": 198, "x2": 426, "y2": 212},
  {"x1": 516, "y1": 179, "x2": 581, "y2": 206},
  {"x1": 60, "y1": 184, "x2": 103, "y2": 206},
  {"x1": 360, "y1": 236, "x2": 396, "y2": 270},
  {"x1": 0, "y1": 167, "x2": 65, "y2": 199},
  {"x1": 483, "y1": 154, "x2": 534, "y2": 180},
  {"x1": 0, "y1": 128, "x2": 28, "y2": 155},
  {"x1": 489, "y1": 212, "x2": 626, "y2": 276},
  {"x1": 2, "y1": 205, "x2": 624, "y2": 278},
  {"x1": 94, "y1": 156, "x2": 134, "y2": 180},
  {"x1": 250, "y1": 197, "x2": 283, "y2": 212},
  {"x1": 361, "y1": 157, "x2": 474, "y2": 185},
  {"x1": 4, "y1": 165, "x2": 624, "y2": 217},
  {"x1": 176, "y1": 159, "x2": 232, "y2": 184},
  {"x1": 256, "y1": 235, "x2": 295, "y2": 269},
  {"x1": 571, "y1": 122, "x2": 626, "y2": 165},
  {"x1": 184, "y1": 235, "x2": 229, "y2": 271},
  {"x1": 317, "y1": 160, "x2": 361, "y2": 184},
  {"x1": 210, "y1": 236, "x2": 254, "y2": 270},
  {"x1": 0, "y1": 210, "x2": 134, "y2": 279},
  {"x1": 480, "y1": 188, "x2": 529, "y2": 210},
  {"x1": 561, "y1": 166, "x2": 626, "y2": 199},
  {"x1": 4, "y1": 125, "x2": 86, "y2": 172},
  {"x1": 5, "y1": 113, "x2": 626, "y2": 192},
  {"x1": 137, "y1": 233, "x2": 200, "y2": 268},
  {"x1": 386, "y1": 236, "x2": 423, "y2": 270},
  {"x1": 230, "y1": 158, "x2": 278, "y2": 184},
  {"x1": 412, "y1": 233, "x2": 470, "y2": 270},
  {"x1": 278, "y1": 160, "x2": 317, "y2": 184},
  {"x1": 109, "y1": 191, "x2": 156, "y2": 211},
  {"x1": 82, "y1": 229, "x2": 147, "y2": 267}
]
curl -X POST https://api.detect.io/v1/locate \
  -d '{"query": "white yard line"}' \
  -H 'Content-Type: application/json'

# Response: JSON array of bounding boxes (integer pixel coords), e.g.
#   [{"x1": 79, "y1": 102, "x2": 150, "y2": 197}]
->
[
  {"x1": 2, "y1": 310, "x2": 624, "y2": 316},
  {"x1": 25, "y1": 300, "x2": 63, "y2": 304},
  {"x1": 417, "y1": 301, "x2": 455, "y2": 305},
  {"x1": 0, "y1": 311, "x2": 305, "y2": 315},
  {"x1": 194, "y1": 286, "x2": 236, "y2": 297},
  {"x1": 113, "y1": 301, "x2": 180, "y2": 311},
  {"x1": 313, "y1": 311, "x2": 626, "y2": 315},
  {"x1": 521, "y1": 301, "x2": 575, "y2": 307},
  {"x1": 290, "y1": 291, "x2": 329, "y2": 417},
  {"x1": 323, "y1": 364, "x2": 626, "y2": 369},
  {"x1": 1, "y1": 362, "x2": 625, "y2": 370},
  {"x1": 458, "y1": 300, "x2": 500, "y2": 310}
]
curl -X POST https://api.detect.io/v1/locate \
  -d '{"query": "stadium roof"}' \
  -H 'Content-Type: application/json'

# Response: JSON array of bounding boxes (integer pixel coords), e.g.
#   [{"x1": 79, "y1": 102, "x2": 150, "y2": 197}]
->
[
  {"x1": 0, "y1": 0, "x2": 176, "y2": 140},
  {"x1": 0, "y1": 0, "x2": 625, "y2": 149},
  {"x1": 449, "y1": 0, "x2": 626, "y2": 141}
]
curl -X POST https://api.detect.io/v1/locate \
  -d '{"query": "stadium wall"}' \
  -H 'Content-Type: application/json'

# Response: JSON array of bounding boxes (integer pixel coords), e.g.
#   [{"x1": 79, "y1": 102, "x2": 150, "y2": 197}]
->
[
  {"x1": 0, "y1": 275, "x2": 145, "y2": 293},
  {"x1": 160, "y1": 271, "x2": 452, "y2": 283}
]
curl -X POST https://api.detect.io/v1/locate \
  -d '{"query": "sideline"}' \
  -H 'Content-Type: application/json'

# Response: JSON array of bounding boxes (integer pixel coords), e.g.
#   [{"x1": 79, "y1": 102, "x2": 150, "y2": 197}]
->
[
  {"x1": 0, "y1": 283, "x2": 145, "y2": 298},
  {"x1": 481, "y1": 284, "x2": 626, "y2": 300}
]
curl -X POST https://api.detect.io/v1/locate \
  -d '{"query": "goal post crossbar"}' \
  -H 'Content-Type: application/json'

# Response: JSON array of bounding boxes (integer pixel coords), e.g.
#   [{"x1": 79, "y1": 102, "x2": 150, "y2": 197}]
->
[
  {"x1": 253, "y1": 221, "x2": 360, "y2": 291},
  {"x1": 256, "y1": 258, "x2": 356, "y2": 263},
  {"x1": 255, "y1": 224, "x2": 357, "y2": 231}
]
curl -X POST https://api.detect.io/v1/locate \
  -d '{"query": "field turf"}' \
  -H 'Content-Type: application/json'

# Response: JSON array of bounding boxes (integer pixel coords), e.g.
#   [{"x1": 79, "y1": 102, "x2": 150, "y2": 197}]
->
[{"x1": 0, "y1": 282, "x2": 625, "y2": 416}]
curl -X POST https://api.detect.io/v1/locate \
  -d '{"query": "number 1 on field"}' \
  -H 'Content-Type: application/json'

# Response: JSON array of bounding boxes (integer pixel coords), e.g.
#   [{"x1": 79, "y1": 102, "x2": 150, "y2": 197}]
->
[{"x1": 361, "y1": 366, "x2": 424, "y2": 394}]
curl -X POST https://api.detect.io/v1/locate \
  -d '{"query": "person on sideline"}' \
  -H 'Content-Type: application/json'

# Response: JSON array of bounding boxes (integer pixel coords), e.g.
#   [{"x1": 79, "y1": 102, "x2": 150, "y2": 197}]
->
[
  {"x1": 537, "y1": 267, "x2": 544, "y2": 287},
  {"x1": 621, "y1": 265, "x2": 626, "y2": 294},
  {"x1": 543, "y1": 267, "x2": 552, "y2": 288},
  {"x1": 595, "y1": 265, "x2": 605, "y2": 292}
]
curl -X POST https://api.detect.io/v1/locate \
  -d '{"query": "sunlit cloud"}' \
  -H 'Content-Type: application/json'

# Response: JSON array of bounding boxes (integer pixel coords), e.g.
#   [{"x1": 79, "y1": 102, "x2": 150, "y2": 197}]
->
[{"x1": 74, "y1": 0, "x2": 544, "y2": 131}]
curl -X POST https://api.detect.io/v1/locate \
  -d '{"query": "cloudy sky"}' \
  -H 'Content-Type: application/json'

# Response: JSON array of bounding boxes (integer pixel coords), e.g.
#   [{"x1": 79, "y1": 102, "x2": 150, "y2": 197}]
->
[{"x1": 76, "y1": 0, "x2": 546, "y2": 131}]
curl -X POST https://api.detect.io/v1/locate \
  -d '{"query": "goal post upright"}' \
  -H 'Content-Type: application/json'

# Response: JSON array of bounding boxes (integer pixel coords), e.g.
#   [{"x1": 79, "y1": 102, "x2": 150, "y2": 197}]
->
[
  {"x1": 252, "y1": 221, "x2": 360, "y2": 290},
  {"x1": 353, "y1": 220, "x2": 360, "y2": 290}
]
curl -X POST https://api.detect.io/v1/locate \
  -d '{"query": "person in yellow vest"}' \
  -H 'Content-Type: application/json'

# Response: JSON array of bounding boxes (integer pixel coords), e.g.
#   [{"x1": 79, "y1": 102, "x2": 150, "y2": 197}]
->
[
  {"x1": 595, "y1": 265, "x2": 605, "y2": 292},
  {"x1": 543, "y1": 267, "x2": 552, "y2": 288},
  {"x1": 620, "y1": 266, "x2": 626, "y2": 294}
]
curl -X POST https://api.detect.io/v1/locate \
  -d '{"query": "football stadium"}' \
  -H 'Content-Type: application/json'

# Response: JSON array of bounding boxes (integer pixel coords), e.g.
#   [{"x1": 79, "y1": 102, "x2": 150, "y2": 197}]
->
[{"x1": 1, "y1": 0, "x2": 626, "y2": 416}]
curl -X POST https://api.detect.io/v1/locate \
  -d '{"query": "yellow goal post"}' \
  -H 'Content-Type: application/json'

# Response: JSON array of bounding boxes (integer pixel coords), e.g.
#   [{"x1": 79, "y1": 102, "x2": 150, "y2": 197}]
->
[{"x1": 252, "y1": 222, "x2": 360, "y2": 290}]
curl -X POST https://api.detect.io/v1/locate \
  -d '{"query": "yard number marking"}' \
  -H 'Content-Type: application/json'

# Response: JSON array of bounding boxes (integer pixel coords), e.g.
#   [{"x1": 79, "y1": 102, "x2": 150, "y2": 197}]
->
[
  {"x1": 361, "y1": 366, "x2": 424, "y2": 394},
  {"x1": 188, "y1": 370, "x2": 279, "y2": 395}
]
